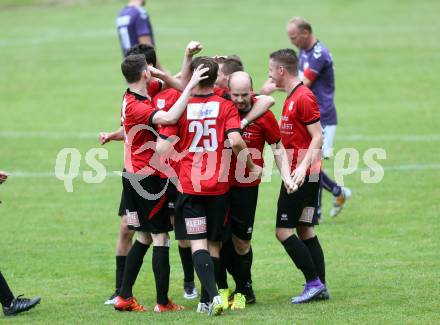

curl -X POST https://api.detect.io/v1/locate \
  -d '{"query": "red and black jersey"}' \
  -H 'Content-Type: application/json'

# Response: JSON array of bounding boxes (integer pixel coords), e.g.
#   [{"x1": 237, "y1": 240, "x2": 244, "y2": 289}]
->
[
  {"x1": 147, "y1": 78, "x2": 163, "y2": 98},
  {"x1": 280, "y1": 82, "x2": 321, "y2": 174},
  {"x1": 213, "y1": 86, "x2": 231, "y2": 100},
  {"x1": 152, "y1": 88, "x2": 182, "y2": 179},
  {"x1": 121, "y1": 89, "x2": 159, "y2": 174},
  {"x1": 232, "y1": 109, "x2": 281, "y2": 187},
  {"x1": 160, "y1": 94, "x2": 241, "y2": 195}
]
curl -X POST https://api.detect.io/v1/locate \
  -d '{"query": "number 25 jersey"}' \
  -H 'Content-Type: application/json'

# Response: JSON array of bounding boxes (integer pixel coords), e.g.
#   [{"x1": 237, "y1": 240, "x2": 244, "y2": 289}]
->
[{"x1": 160, "y1": 94, "x2": 241, "y2": 195}]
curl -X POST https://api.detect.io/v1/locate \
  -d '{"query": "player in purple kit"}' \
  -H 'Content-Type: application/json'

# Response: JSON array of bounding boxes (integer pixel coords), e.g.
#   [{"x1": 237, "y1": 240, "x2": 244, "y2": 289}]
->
[
  {"x1": 261, "y1": 17, "x2": 351, "y2": 219},
  {"x1": 116, "y1": 0, "x2": 163, "y2": 68},
  {"x1": 287, "y1": 17, "x2": 351, "y2": 219}
]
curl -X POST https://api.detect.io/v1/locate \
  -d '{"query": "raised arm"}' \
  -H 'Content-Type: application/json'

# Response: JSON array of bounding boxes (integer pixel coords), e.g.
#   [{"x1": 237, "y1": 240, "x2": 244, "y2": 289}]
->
[{"x1": 151, "y1": 64, "x2": 209, "y2": 125}]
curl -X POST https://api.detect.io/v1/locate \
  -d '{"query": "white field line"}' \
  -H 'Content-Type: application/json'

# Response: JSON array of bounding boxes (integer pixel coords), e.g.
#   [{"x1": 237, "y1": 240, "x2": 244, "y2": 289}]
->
[
  {"x1": 6, "y1": 164, "x2": 440, "y2": 178},
  {"x1": 1, "y1": 131, "x2": 440, "y2": 141}
]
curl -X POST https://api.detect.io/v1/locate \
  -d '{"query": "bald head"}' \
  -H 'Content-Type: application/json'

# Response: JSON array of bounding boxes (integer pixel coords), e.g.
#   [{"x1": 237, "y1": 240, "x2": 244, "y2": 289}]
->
[
  {"x1": 229, "y1": 71, "x2": 253, "y2": 111},
  {"x1": 287, "y1": 17, "x2": 315, "y2": 50}
]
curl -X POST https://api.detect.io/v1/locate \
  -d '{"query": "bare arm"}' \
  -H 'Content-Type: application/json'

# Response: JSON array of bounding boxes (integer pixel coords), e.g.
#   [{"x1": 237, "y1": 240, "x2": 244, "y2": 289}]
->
[
  {"x1": 152, "y1": 65, "x2": 209, "y2": 125},
  {"x1": 291, "y1": 121, "x2": 323, "y2": 186},
  {"x1": 98, "y1": 127, "x2": 124, "y2": 145},
  {"x1": 241, "y1": 95, "x2": 275, "y2": 129},
  {"x1": 271, "y1": 141, "x2": 297, "y2": 192},
  {"x1": 228, "y1": 132, "x2": 262, "y2": 178},
  {"x1": 259, "y1": 78, "x2": 284, "y2": 95}
]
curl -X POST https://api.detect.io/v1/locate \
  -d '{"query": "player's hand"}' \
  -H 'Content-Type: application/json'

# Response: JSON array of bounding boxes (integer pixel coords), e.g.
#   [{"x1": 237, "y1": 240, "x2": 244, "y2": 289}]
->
[
  {"x1": 148, "y1": 66, "x2": 165, "y2": 79},
  {"x1": 0, "y1": 171, "x2": 8, "y2": 185},
  {"x1": 186, "y1": 41, "x2": 203, "y2": 57},
  {"x1": 260, "y1": 79, "x2": 280, "y2": 95},
  {"x1": 249, "y1": 164, "x2": 263, "y2": 181},
  {"x1": 99, "y1": 132, "x2": 111, "y2": 145},
  {"x1": 284, "y1": 178, "x2": 298, "y2": 194},
  {"x1": 291, "y1": 165, "x2": 307, "y2": 187},
  {"x1": 187, "y1": 64, "x2": 209, "y2": 89}
]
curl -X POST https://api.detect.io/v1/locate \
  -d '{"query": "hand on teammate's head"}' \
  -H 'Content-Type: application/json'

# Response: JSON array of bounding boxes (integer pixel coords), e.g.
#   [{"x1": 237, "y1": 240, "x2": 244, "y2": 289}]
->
[{"x1": 187, "y1": 64, "x2": 209, "y2": 88}]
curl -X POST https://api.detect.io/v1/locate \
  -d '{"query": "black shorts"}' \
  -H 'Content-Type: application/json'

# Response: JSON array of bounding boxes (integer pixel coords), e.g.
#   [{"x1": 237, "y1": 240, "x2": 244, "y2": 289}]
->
[
  {"x1": 165, "y1": 179, "x2": 178, "y2": 218},
  {"x1": 276, "y1": 176, "x2": 320, "y2": 228},
  {"x1": 122, "y1": 172, "x2": 172, "y2": 234},
  {"x1": 118, "y1": 169, "x2": 127, "y2": 217},
  {"x1": 230, "y1": 186, "x2": 259, "y2": 240},
  {"x1": 174, "y1": 193, "x2": 230, "y2": 241}
]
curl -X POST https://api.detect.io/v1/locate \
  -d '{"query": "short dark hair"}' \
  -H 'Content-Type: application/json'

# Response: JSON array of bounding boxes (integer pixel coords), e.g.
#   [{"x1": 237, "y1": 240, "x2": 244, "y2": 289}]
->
[
  {"x1": 125, "y1": 44, "x2": 157, "y2": 67},
  {"x1": 121, "y1": 54, "x2": 147, "y2": 83},
  {"x1": 269, "y1": 49, "x2": 298, "y2": 75},
  {"x1": 190, "y1": 56, "x2": 218, "y2": 88},
  {"x1": 221, "y1": 57, "x2": 244, "y2": 76}
]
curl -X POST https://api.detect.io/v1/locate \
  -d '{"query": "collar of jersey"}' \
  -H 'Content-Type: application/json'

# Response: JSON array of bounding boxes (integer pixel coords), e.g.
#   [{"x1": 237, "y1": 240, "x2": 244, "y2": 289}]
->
[
  {"x1": 193, "y1": 93, "x2": 214, "y2": 98},
  {"x1": 127, "y1": 88, "x2": 149, "y2": 101},
  {"x1": 288, "y1": 81, "x2": 303, "y2": 97}
]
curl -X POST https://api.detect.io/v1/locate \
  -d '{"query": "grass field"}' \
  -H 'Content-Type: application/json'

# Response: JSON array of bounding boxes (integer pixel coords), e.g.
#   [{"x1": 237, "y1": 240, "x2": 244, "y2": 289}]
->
[{"x1": 1, "y1": 0, "x2": 440, "y2": 324}]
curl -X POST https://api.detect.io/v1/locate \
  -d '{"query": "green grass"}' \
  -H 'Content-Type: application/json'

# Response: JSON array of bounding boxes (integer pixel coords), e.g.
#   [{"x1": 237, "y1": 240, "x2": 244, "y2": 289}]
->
[{"x1": 1, "y1": 0, "x2": 440, "y2": 324}]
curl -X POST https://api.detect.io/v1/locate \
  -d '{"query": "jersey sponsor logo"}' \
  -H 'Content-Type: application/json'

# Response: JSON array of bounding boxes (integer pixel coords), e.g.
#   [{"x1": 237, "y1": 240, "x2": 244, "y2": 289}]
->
[
  {"x1": 299, "y1": 207, "x2": 315, "y2": 223},
  {"x1": 116, "y1": 15, "x2": 131, "y2": 27},
  {"x1": 187, "y1": 102, "x2": 220, "y2": 120},
  {"x1": 156, "y1": 98, "x2": 165, "y2": 109},
  {"x1": 127, "y1": 210, "x2": 140, "y2": 227},
  {"x1": 185, "y1": 217, "x2": 207, "y2": 234}
]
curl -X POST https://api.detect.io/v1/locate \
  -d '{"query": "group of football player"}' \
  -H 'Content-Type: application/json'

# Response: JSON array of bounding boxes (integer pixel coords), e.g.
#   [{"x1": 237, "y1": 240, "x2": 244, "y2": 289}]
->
[{"x1": 99, "y1": 14, "x2": 351, "y2": 317}]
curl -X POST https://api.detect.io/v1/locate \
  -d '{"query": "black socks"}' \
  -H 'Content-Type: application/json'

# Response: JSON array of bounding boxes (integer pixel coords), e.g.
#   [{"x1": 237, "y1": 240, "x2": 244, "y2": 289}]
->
[
  {"x1": 302, "y1": 236, "x2": 326, "y2": 284},
  {"x1": 115, "y1": 255, "x2": 127, "y2": 292},
  {"x1": 152, "y1": 246, "x2": 170, "y2": 305},
  {"x1": 282, "y1": 235, "x2": 318, "y2": 282},
  {"x1": 192, "y1": 249, "x2": 218, "y2": 301},
  {"x1": 178, "y1": 245, "x2": 194, "y2": 283},
  {"x1": 119, "y1": 240, "x2": 150, "y2": 299}
]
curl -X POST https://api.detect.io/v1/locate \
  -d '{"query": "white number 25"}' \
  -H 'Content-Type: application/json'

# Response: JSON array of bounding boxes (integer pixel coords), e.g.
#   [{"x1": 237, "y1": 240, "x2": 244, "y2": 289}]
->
[{"x1": 188, "y1": 120, "x2": 218, "y2": 152}]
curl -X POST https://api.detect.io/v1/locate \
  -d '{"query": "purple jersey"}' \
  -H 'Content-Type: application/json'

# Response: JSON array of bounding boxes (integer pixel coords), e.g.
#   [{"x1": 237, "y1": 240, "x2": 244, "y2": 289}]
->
[
  {"x1": 299, "y1": 41, "x2": 337, "y2": 126},
  {"x1": 116, "y1": 5, "x2": 155, "y2": 55}
]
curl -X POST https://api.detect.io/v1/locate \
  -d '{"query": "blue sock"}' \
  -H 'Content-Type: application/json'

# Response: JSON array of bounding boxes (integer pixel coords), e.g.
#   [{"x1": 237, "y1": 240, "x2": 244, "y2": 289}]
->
[{"x1": 320, "y1": 171, "x2": 342, "y2": 196}]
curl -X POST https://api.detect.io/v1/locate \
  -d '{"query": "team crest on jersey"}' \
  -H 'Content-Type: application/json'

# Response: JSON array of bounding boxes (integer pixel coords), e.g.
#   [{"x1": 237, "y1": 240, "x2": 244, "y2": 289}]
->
[
  {"x1": 299, "y1": 207, "x2": 315, "y2": 224},
  {"x1": 187, "y1": 102, "x2": 219, "y2": 120},
  {"x1": 127, "y1": 210, "x2": 140, "y2": 227},
  {"x1": 288, "y1": 101, "x2": 294, "y2": 111},
  {"x1": 185, "y1": 217, "x2": 207, "y2": 234},
  {"x1": 156, "y1": 98, "x2": 165, "y2": 109}
]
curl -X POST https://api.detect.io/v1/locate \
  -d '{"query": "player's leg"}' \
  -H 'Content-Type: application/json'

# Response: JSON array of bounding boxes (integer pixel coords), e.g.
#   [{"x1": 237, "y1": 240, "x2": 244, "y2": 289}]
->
[
  {"x1": 229, "y1": 186, "x2": 259, "y2": 308},
  {"x1": 321, "y1": 125, "x2": 352, "y2": 217},
  {"x1": 275, "y1": 181, "x2": 325, "y2": 303},
  {"x1": 115, "y1": 231, "x2": 151, "y2": 312},
  {"x1": 167, "y1": 181, "x2": 196, "y2": 298},
  {"x1": 174, "y1": 194, "x2": 220, "y2": 316},
  {"x1": 1, "y1": 272, "x2": 41, "y2": 317}
]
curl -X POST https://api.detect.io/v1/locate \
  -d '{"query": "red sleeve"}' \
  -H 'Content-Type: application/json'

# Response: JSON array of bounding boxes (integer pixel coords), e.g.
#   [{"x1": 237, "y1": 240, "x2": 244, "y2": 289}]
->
[
  {"x1": 297, "y1": 93, "x2": 320, "y2": 125},
  {"x1": 130, "y1": 101, "x2": 158, "y2": 127},
  {"x1": 303, "y1": 67, "x2": 318, "y2": 82},
  {"x1": 148, "y1": 79, "x2": 163, "y2": 98},
  {"x1": 224, "y1": 102, "x2": 241, "y2": 134},
  {"x1": 159, "y1": 124, "x2": 179, "y2": 139},
  {"x1": 262, "y1": 111, "x2": 282, "y2": 144}
]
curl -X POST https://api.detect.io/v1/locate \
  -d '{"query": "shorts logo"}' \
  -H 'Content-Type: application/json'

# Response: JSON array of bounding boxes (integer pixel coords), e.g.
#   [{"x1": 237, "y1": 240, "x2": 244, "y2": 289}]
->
[
  {"x1": 157, "y1": 99, "x2": 165, "y2": 109},
  {"x1": 247, "y1": 227, "x2": 253, "y2": 234},
  {"x1": 185, "y1": 217, "x2": 207, "y2": 234},
  {"x1": 299, "y1": 207, "x2": 315, "y2": 224},
  {"x1": 281, "y1": 213, "x2": 288, "y2": 221},
  {"x1": 127, "y1": 210, "x2": 140, "y2": 227},
  {"x1": 168, "y1": 202, "x2": 175, "y2": 209}
]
